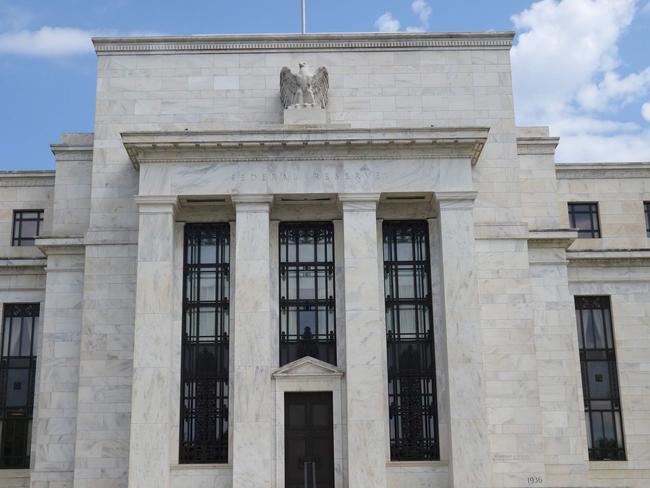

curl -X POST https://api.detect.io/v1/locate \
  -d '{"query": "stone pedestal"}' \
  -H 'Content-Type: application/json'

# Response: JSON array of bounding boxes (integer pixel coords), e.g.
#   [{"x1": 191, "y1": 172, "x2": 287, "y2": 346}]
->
[
  {"x1": 231, "y1": 195, "x2": 274, "y2": 488},
  {"x1": 340, "y1": 193, "x2": 387, "y2": 488},
  {"x1": 435, "y1": 191, "x2": 490, "y2": 488},
  {"x1": 283, "y1": 106, "x2": 328, "y2": 125},
  {"x1": 127, "y1": 196, "x2": 177, "y2": 488}
]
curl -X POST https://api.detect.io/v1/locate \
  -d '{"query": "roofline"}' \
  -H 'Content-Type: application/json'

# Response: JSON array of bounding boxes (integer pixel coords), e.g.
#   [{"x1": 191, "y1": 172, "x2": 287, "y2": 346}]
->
[
  {"x1": 556, "y1": 162, "x2": 650, "y2": 179},
  {"x1": 92, "y1": 31, "x2": 515, "y2": 56},
  {"x1": 0, "y1": 170, "x2": 55, "y2": 177}
]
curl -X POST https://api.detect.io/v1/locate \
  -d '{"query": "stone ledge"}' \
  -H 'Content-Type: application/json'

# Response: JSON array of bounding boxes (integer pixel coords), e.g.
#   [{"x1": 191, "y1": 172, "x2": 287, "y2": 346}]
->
[
  {"x1": 0, "y1": 258, "x2": 47, "y2": 268},
  {"x1": 567, "y1": 248, "x2": 650, "y2": 266},
  {"x1": 93, "y1": 32, "x2": 515, "y2": 55},
  {"x1": 556, "y1": 162, "x2": 650, "y2": 179},
  {"x1": 122, "y1": 126, "x2": 489, "y2": 169}
]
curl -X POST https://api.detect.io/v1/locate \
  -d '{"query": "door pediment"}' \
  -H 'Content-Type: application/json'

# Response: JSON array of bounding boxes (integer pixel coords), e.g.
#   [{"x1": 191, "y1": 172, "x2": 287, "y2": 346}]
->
[{"x1": 272, "y1": 356, "x2": 344, "y2": 379}]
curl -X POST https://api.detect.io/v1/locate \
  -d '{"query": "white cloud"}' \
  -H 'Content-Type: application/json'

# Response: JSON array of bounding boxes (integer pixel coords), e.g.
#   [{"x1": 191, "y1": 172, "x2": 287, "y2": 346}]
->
[
  {"x1": 375, "y1": 12, "x2": 400, "y2": 33},
  {"x1": 0, "y1": 27, "x2": 101, "y2": 56},
  {"x1": 643, "y1": 0, "x2": 650, "y2": 13},
  {"x1": 374, "y1": 1, "x2": 431, "y2": 33},
  {"x1": 411, "y1": 0, "x2": 432, "y2": 27},
  {"x1": 511, "y1": 0, "x2": 650, "y2": 162},
  {"x1": 642, "y1": 102, "x2": 650, "y2": 122},
  {"x1": 0, "y1": 26, "x2": 160, "y2": 57}
]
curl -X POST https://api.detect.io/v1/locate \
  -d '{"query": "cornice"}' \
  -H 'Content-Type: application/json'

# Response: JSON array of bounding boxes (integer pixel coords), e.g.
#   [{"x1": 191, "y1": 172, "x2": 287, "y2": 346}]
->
[
  {"x1": 516, "y1": 137, "x2": 560, "y2": 156},
  {"x1": 93, "y1": 32, "x2": 515, "y2": 56},
  {"x1": 556, "y1": 163, "x2": 650, "y2": 179},
  {"x1": 35, "y1": 237, "x2": 85, "y2": 256},
  {"x1": 0, "y1": 258, "x2": 47, "y2": 269},
  {"x1": 122, "y1": 126, "x2": 489, "y2": 169},
  {"x1": 50, "y1": 144, "x2": 93, "y2": 162},
  {"x1": 528, "y1": 229, "x2": 577, "y2": 248},
  {"x1": 0, "y1": 171, "x2": 55, "y2": 188},
  {"x1": 567, "y1": 249, "x2": 650, "y2": 267}
]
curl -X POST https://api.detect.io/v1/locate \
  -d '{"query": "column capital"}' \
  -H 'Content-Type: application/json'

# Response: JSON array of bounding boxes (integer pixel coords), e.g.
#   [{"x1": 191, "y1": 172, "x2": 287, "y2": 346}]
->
[
  {"x1": 231, "y1": 194, "x2": 273, "y2": 212},
  {"x1": 134, "y1": 195, "x2": 178, "y2": 214},
  {"x1": 339, "y1": 193, "x2": 380, "y2": 212},
  {"x1": 435, "y1": 191, "x2": 477, "y2": 210}
]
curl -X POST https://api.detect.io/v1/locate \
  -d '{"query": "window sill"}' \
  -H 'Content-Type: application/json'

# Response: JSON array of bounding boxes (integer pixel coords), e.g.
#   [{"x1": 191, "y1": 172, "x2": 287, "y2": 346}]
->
[
  {"x1": 589, "y1": 460, "x2": 629, "y2": 470},
  {"x1": 386, "y1": 460, "x2": 448, "y2": 469},
  {"x1": 171, "y1": 464, "x2": 232, "y2": 471},
  {"x1": 0, "y1": 469, "x2": 30, "y2": 478}
]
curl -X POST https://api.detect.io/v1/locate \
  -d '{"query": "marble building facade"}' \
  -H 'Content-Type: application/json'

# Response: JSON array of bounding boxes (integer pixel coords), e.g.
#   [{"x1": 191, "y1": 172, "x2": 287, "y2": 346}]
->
[{"x1": 0, "y1": 32, "x2": 649, "y2": 488}]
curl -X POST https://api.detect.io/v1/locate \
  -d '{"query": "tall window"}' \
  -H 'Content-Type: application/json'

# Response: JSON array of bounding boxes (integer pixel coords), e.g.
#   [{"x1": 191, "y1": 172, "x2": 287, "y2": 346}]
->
[
  {"x1": 279, "y1": 222, "x2": 336, "y2": 367},
  {"x1": 575, "y1": 296, "x2": 625, "y2": 461},
  {"x1": 383, "y1": 221, "x2": 439, "y2": 461},
  {"x1": 0, "y1": 303, "x2": 39, "y2": 468},
  {"x1": 568, "y1": 203, "x2": 601, "y2": 238},
  {"x1": 180, "y1": 224, "x2": 230, "y2": 463},
  {"x1": 644, "y1": 202, "x2": 650, "y2": 237},
  {"x1": 12, "y1": 210, "x2": 43, "y2": 246}
]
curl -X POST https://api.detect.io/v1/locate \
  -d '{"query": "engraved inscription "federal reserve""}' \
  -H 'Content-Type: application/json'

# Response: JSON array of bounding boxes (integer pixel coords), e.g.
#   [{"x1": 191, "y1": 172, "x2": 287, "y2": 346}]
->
[{"x1": 229, "y1": 170, "x2": 382, "y2": 183}]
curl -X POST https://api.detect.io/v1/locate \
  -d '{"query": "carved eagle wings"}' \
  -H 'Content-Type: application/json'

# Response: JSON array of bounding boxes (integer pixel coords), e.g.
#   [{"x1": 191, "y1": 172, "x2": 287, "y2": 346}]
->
[{"x1": 280, "y1": 64, "x2": 329, "y2": 109}]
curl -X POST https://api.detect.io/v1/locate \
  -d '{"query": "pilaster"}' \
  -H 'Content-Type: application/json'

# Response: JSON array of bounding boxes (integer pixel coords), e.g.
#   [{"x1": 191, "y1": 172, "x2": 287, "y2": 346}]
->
[
  {"x1": 127, "y1": 196, "x2": 178, "y2": 488},
  {"x1": 340, "y1": 193, "x2": 387, "y2": 488},
  {"x1": 231, "y1": 195, "x2": 275, "y2": 488},
  {"x1": 434, "y1": 191, "x2": 490, "y2": 488}
]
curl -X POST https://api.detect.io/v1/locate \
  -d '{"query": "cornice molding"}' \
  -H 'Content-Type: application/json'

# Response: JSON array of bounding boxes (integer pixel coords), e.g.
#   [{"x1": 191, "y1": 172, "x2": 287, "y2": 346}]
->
[
  {"x1": 527, "y1": 229, "x2": 577, "y2": 249},
  {"x1": 94, "y1": 32, "x2": 515, "y2": 56},
  {"x1": 0, "y1": 171, "x2": 55, "y2": 188},
  {"x1": 567, "y1": 249, "x2": 650, "y2": 267},
  {"x1": 556, "y1": 163, "x2": 650, "y2": 179},
  {"x1": 35, "y1": 237, "x2": 85, "y2": 256},
  {"x1": 122, "y1": 127, "x2": 489, "y2": 169},
  {"x1": 516, "y1": 137, "x2": 560, "y2": 156},
  {"x1": 50, "y1": 144, "x2": 93, "y2": 162}
]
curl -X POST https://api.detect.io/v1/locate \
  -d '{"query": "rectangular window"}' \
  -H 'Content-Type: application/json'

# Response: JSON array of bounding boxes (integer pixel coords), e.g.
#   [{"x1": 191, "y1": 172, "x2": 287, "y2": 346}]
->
[
  {"x1": 644, "y1": 202, "x2": 650, "y2": 237},
  {"x1": 575, "y1": 296, "x2": 625, "y2": 461},
  {"x1": 12, "y1": 210, "x2": 43, "y2": 247},
  {"x1": 180, "y1": 224, "x2": 230, "y2": 464},
  {"x1": 383, "y1": 221, "x2": 439, "y2": 461},
  {"x1": 0, "y1": 303, "x2": 39, "y2": 469},
  {"x1": 568, "y1": 203, "x2": 601, "y2": 238},
  {"x1": 279, "y1": 222, "x2": 336, "y2": 366}
]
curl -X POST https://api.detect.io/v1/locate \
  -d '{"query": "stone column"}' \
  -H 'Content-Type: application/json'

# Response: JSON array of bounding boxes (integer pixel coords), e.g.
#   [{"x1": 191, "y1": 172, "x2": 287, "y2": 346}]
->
[
  {"x1": 231, "y1": 195, "x2": 274, "y2": 488},
  {"x1": 435, "y1": 191, "x2": 490, "y2": 488},
  {"x1": 340, "y1": 193, "x2": 387, "y2": 488},
  {"x1": 127, "y1": 196, "x2": 177, "y2": 488}
]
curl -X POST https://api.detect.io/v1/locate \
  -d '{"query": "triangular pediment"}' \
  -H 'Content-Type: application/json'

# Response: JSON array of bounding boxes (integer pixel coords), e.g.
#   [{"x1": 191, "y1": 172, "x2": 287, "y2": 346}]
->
[{"x1": 272, "y1": 356, "x2": 344, "y2": 379}]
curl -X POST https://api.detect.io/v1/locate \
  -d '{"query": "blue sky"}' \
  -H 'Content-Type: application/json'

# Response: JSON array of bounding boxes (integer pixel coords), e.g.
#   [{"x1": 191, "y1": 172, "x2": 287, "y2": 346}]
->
[{"x1": 0, "y1": 0, "x2": 649, "y2": 169}]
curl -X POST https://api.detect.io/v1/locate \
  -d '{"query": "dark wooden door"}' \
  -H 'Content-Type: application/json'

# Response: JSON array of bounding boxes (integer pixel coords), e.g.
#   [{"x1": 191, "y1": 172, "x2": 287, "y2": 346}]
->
[{"x1": 285, "y1": 392, "x2": 334, "y2": 488}]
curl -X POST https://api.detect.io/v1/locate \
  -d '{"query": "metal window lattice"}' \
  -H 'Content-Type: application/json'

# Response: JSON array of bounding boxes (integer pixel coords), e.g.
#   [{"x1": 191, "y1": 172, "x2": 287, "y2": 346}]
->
[
  {"x1": 383, "y1": 221, "x2": 439, "y2": 461},
  {"x1": 575, "y1": 296, "x2": 626, "y2": 461},
  {"x1": 11, "y1": 210, "x2": 43, "y2": 247},
  {"x1": 180, "y1": 224, "x2": 230, "y2": 464},
  {"x1": 0, "y1": 303, "x2": 39, "y2": 469},
  {"x1": 279, "y1": 222, "x2": 336, "y2": 367},
  {"x1": 568, "y1": 203, "x2": 601, "y2": 238},
  {"x1": 644, "y1": 202, "x2": 650, "y2": 238}
]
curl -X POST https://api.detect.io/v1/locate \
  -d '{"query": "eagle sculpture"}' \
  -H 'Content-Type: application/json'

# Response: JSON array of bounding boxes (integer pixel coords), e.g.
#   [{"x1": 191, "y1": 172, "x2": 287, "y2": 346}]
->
[{"x1": 280, "y1": 63, "x2": 329, "y2": 109}]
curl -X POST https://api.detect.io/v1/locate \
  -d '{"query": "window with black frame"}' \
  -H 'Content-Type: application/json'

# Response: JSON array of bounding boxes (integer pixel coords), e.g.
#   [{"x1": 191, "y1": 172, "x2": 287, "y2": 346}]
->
[
  {"x1": 12, "y1": 210, "x2": 43, "y2": 246},
  {"x1": 575, "y1": 296, "x2": 625, "y2": 461},
  {"x1": 0, "y1": 303, "x2": 39, "y2": 469},
  {"x1": 279, "y1": 222, "x2": 336, "y2": 367},
  {"x1": 383, "y1": 221, "x2": 439, "y2": 461},
  {"x1": 180, "y1": 224, "x2": 230, "y2": 464},
  {"x1": 568, "y1": 202, "x2": 601, "y2": 238},
  {"x1": 644, "y1": 202, "x2": 650, "y2": 237}
]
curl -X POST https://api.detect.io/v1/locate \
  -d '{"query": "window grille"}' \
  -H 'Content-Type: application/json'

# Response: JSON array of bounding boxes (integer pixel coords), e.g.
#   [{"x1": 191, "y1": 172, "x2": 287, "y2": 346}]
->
[
  {"x1": 383, "y1": 221, "x2": 439, "y2": 461},
  {"x1": 279, "y1": 222, "x2": 336, "y2": 367},
  {"x1": 180, "y1": 224, "x2": 230, "y2": 463},
  {"x1": 575, "y1": 296, "x2": 625, "y2": 461},
  {"x1": 0, "y1": 303, "x2": 39, "y2": 468}
]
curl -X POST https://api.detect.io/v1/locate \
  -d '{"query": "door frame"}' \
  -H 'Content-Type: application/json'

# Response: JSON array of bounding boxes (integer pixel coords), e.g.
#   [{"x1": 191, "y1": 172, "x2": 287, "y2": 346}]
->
[{"x1": 272, "y1": 356, "x2": 345, "y2": 488}]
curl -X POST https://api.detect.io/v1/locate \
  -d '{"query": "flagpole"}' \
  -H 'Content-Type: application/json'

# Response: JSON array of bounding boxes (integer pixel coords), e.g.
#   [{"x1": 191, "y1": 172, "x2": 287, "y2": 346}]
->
[{"x1": 301, "y1": 0, "x2": 306, "y2": 34}]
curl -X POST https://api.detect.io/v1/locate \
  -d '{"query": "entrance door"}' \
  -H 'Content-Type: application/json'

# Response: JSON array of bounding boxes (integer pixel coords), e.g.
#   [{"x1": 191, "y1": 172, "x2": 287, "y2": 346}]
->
[{"x1": 285, "y1": 392, "x2": 334, "y2": 488}]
